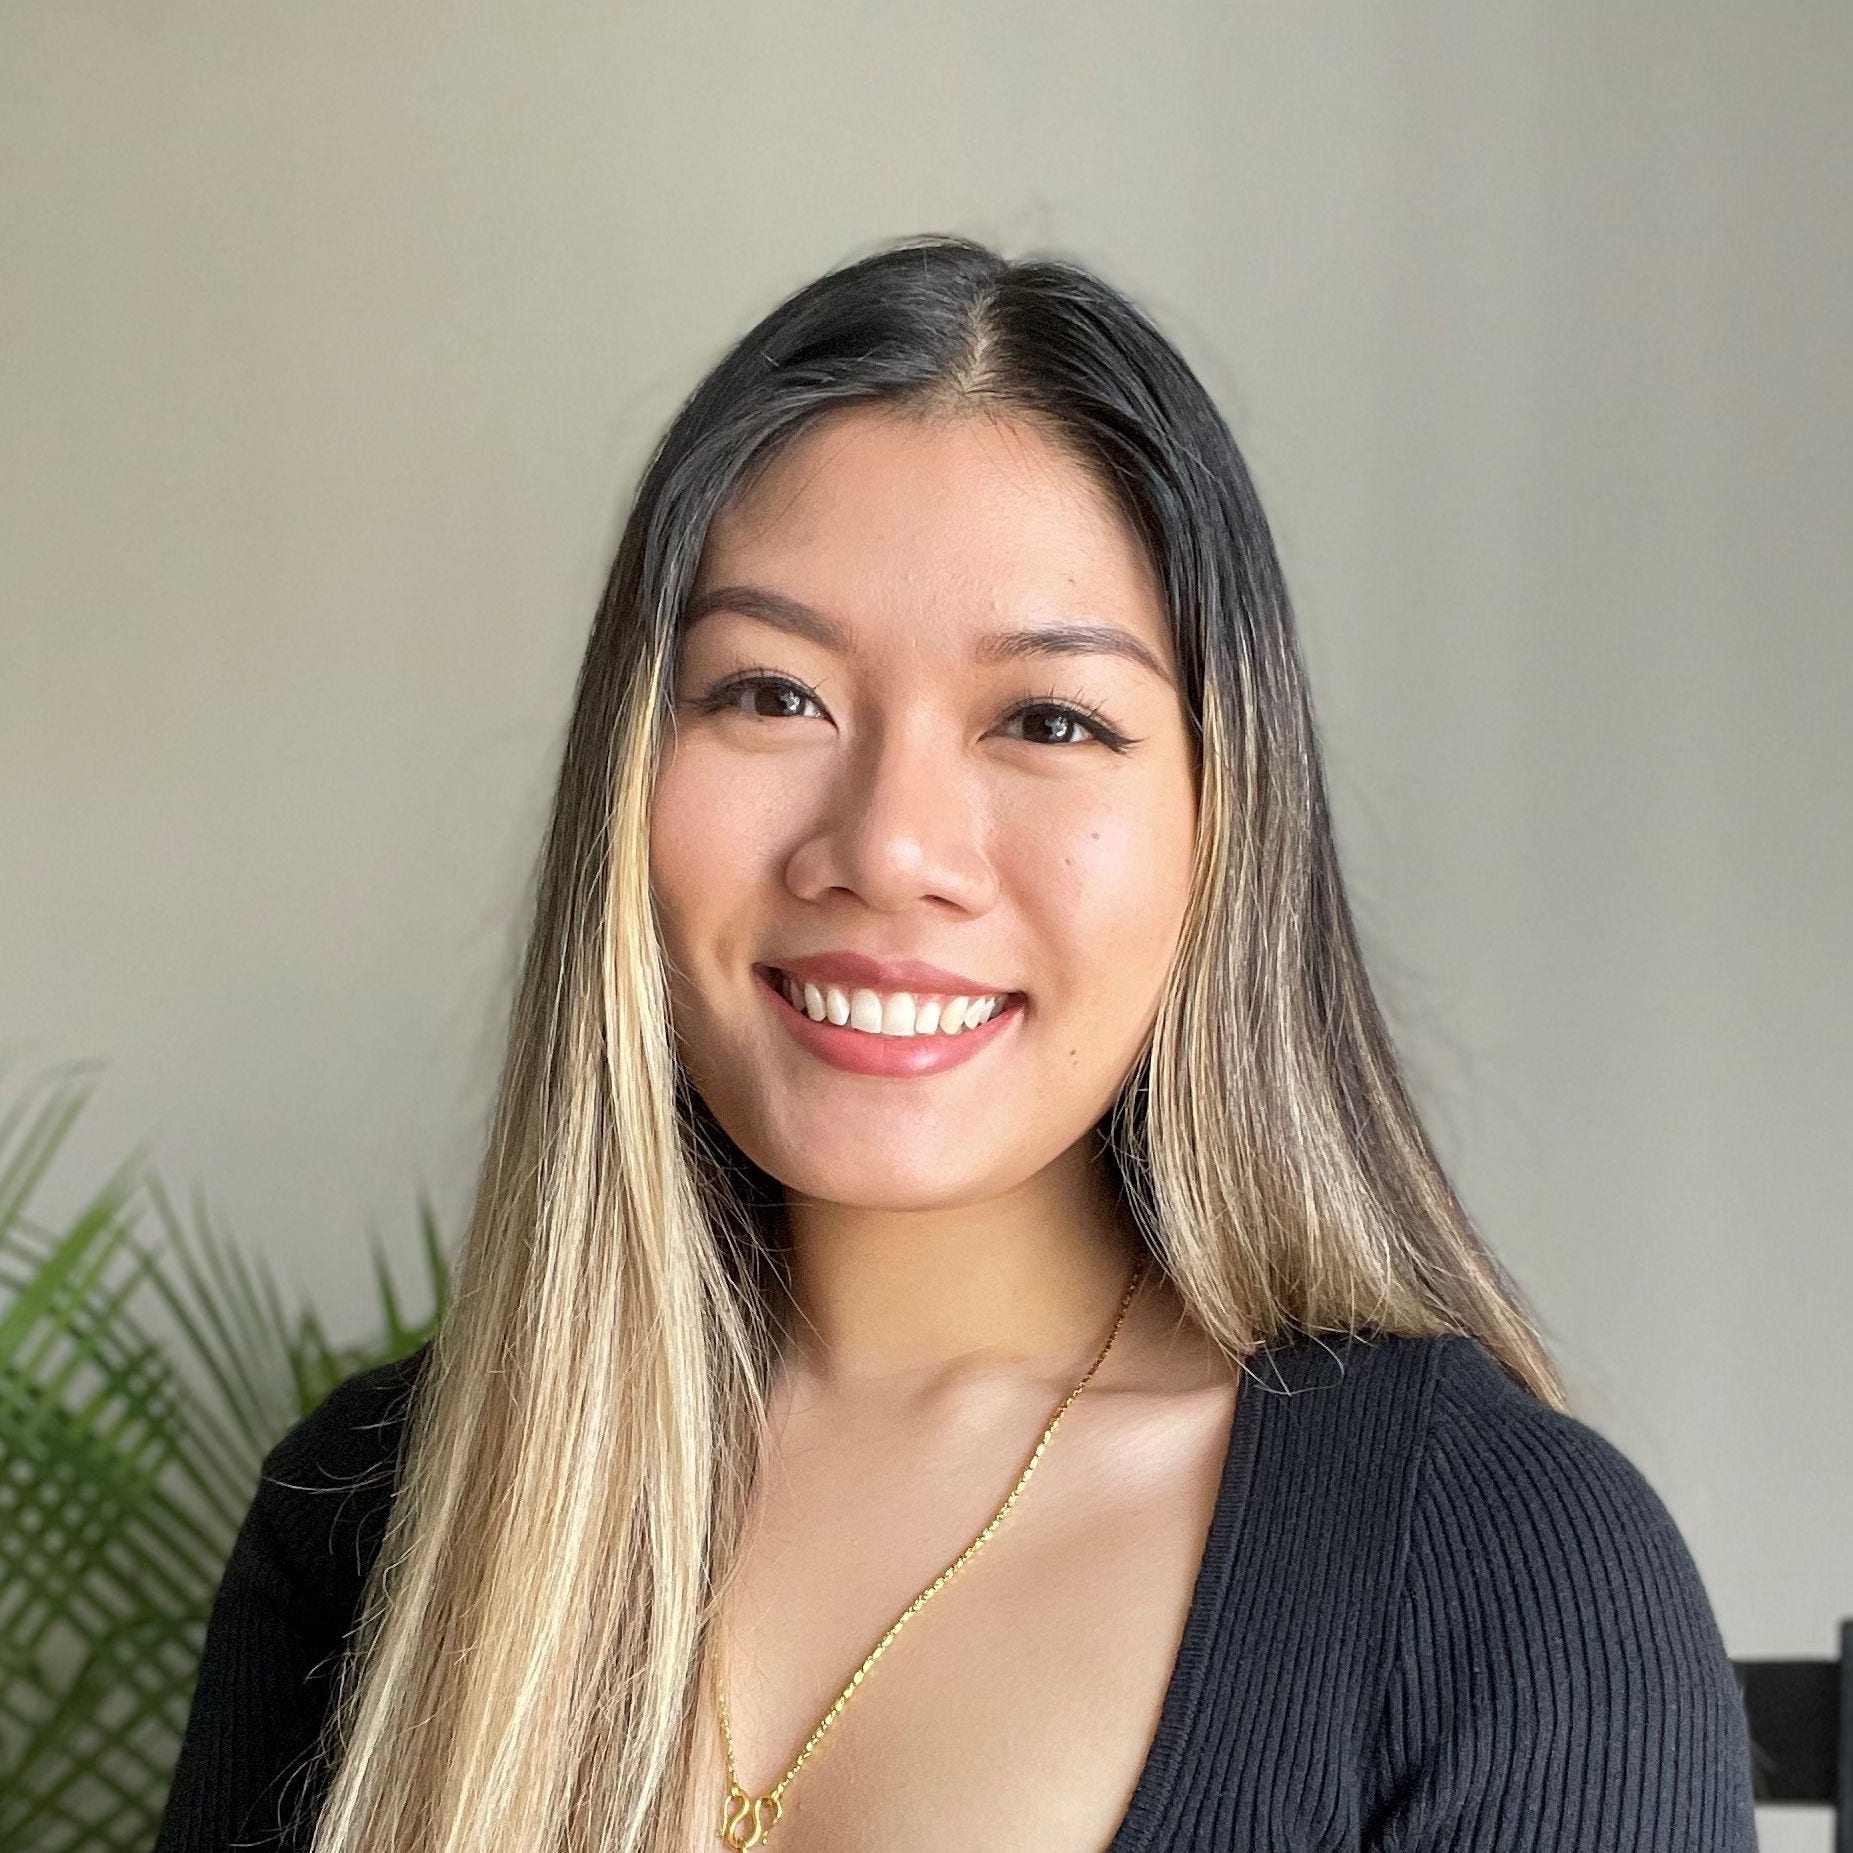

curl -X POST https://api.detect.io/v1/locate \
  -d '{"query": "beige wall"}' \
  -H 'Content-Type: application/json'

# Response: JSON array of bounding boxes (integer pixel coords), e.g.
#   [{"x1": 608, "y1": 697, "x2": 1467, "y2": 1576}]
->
[{"x1": 3, "y1": 5, "x2": 1846, "y2": 1832}]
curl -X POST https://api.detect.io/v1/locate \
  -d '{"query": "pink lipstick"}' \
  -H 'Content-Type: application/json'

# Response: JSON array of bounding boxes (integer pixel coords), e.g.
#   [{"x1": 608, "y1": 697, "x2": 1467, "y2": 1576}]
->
[{"x1": 754, "y1": 963, "x2": 1025, "y2": 1078}]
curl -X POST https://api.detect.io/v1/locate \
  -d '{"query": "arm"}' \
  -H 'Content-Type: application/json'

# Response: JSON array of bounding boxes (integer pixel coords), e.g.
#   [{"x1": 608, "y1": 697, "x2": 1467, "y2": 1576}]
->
[
  {"x1": 1363, "y1": 1336, "x2": 1757, "y2": 1851},
  {"x1": 150, "y1": 1460, "x2": 350, "y2": 1853}
]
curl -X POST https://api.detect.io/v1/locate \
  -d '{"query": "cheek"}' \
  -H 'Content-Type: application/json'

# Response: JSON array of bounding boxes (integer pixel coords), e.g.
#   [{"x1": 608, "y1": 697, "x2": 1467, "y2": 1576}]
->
[
  {"x1": 1011, "y1": 795, "x2": 1194, "y2": 1027},
  {"x1": 649, "y1": 746, "x2": 785, "y2": 1090},
  {"x1": 650, "y1": 744, "x2": 775, "y2": 925},
  {"x1": 649, "y1": 751, "x2": 764, "y2": 1032}
]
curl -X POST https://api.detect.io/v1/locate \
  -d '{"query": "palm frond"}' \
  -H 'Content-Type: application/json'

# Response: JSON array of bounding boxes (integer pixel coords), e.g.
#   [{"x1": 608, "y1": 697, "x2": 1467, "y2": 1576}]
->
[{"x1": 0, "y1": 1062, "x2": 451, "y2": 1852}]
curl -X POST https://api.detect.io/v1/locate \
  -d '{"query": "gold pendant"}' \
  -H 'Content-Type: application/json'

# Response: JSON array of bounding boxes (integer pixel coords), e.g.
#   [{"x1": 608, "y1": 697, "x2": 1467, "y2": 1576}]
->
[{"x1": 719, "y1": 1783, "x2": 783, "y2": 1848}]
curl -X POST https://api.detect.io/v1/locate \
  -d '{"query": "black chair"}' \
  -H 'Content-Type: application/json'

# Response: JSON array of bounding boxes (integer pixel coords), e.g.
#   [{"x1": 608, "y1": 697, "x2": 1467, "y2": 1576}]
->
[{"x1": 1733, "y1": 1618, "x2": 1851, "y2": 1851}]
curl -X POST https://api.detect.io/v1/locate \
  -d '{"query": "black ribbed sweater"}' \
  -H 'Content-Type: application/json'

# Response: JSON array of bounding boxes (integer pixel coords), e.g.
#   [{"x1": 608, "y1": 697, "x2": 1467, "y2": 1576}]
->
[{"x1": 151, "y1": 1328, "x2": 1758, "y2": 1850}]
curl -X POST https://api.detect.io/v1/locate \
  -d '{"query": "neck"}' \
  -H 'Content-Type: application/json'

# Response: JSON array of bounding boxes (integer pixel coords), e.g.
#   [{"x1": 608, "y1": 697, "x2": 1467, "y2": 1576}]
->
[{"x1": 778, "y1": 1141, "x2": 1144, "y2": 1393}]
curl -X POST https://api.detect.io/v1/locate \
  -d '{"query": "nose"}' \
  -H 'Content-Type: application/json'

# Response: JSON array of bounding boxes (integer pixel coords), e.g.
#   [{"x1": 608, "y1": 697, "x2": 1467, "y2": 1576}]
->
[{"x1": 783, "y1": 713, "x2": 999, "y2": 916}]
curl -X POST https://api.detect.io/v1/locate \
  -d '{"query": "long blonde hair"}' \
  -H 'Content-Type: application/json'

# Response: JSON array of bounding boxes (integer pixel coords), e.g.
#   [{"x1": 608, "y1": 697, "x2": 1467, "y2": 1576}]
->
[{"x1": 296, "y1": 232, "x2": 1564, "y2": 1853}]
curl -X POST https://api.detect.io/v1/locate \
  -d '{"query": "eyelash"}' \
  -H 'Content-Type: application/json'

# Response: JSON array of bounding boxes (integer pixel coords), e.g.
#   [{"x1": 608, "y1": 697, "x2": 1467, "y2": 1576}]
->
[{"x1": 690, "y1": 666, "x2": 1135, "y2": 753}]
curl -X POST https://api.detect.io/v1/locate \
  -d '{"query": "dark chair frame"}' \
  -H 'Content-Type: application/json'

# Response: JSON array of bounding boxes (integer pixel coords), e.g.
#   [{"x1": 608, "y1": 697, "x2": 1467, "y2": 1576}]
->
[{"x1": 1733, "y1": 1618, "x2": 1851, "y2": 1851}]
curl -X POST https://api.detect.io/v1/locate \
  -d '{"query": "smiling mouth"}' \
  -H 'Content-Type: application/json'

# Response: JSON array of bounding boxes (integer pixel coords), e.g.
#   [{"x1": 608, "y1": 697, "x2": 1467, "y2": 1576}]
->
[{"x1": 755, "y1": 965, "x2": 1025, "y2": 1037}]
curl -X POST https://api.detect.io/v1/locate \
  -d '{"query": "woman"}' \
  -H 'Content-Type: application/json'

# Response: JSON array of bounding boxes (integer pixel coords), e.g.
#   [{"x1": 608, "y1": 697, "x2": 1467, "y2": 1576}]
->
[{"x1": 154, "y1": 233, "x2": 1756, "y2": 1853}]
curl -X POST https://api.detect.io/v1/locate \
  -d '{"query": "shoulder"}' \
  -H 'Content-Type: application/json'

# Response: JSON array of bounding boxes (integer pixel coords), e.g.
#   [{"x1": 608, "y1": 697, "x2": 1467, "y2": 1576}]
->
[
  {"x1": 261, "y1": 1341, "x2": 431, "y2": 1486},
  {"x1": 249, "y1": 1342, "x2": 433, "y2": 1621},
  {"x1": 151, "y1": 1348, "x2": 434, "y2": 1851},
  {"x1": 1248, "y1": 1325, "x2": 1710, "y2": 1588},
  {"x1": 1319, "y1": 1331, "x2": 1760, "y2": 1848},
  {"x1": 1389, "y1": 1330, "x2": 1720, "y2": 1626},
  {"x1": 1289, "y1": 1327, "x2": 1734, "y2": 1671}
]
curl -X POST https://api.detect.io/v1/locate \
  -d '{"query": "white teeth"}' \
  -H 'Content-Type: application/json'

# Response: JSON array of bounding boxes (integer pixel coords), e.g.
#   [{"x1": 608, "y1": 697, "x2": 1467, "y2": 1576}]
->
[{"x1": 774, "y1": 971, "x2": 1011, "y2": 1039}]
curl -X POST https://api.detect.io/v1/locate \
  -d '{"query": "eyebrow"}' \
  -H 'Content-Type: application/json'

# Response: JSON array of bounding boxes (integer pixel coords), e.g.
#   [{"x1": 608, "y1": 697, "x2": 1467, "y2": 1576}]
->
[{"x1": 682, "y1": 584, "x2": 1175, "y2": 687}]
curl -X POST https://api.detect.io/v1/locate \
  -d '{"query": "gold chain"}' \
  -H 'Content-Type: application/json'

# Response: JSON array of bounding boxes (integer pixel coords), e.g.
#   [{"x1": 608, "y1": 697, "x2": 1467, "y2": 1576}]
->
[{"x1": 714, "y1": 1251, "x2": 1150, "y2": 1848}]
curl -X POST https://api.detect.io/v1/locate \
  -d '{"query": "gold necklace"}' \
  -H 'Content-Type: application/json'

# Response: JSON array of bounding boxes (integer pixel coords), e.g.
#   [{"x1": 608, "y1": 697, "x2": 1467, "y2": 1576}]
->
[{"x1": 714, "y1": 1252, "x2": 1150, "y2": 1849}]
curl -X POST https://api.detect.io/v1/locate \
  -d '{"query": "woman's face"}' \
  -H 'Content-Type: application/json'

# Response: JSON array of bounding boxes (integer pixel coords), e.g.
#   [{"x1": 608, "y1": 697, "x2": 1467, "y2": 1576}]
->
[{"x1": 651, "y1": 404, "x2": 1197, "y2": 1208}]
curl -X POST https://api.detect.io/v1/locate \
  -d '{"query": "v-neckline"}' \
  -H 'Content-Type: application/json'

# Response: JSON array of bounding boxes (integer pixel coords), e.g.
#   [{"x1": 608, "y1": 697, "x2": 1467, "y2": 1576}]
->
[{"x1": 1101, "y1": 1335, "x2": 1288, "y2": 1853}]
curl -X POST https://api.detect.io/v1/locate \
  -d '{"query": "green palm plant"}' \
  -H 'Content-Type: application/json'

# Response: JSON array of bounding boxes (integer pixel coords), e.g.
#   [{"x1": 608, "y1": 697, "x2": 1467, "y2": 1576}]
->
[{"x1": 0, "y1": 1057, "x2": 450, "y2": 1852}]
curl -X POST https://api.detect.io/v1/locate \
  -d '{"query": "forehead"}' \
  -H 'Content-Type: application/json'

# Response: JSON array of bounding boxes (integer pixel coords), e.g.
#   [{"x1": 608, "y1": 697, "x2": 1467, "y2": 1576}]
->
[{"x1": 691, "y1": 406, "x2": 1172, "y2": 665}]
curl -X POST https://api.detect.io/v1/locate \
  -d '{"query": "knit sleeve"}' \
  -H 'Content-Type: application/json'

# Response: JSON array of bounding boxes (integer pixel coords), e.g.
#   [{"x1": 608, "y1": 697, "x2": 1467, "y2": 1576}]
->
[
  {"x1": 1363, "y1": 1334, "x2": 1757, "y2": 1851},
  {"x1": 149, "y1": 1442, "x2": 350, "y2": 1853},
  {"x1": 150, "y1": 1353, "x2": 419, "y2": 1853}
]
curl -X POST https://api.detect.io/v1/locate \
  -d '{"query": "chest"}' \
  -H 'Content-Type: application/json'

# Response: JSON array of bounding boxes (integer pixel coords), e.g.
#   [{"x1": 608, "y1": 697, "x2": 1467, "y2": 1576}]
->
[{"x1": 686, "y1": 1381, "x2": 1238, "y2": 1853}]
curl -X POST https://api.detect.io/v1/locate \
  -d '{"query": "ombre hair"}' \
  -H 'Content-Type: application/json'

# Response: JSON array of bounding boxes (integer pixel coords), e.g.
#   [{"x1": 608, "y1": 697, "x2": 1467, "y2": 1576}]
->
[{"x1": 294, "y1": 232, "x2": 1565, "y2": 1853}]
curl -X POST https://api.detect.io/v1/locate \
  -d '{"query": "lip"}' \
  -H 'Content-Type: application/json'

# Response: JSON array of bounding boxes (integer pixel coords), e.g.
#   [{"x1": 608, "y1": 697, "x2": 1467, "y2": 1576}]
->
[
  {"x1": 762, "y1": 949, "x2": 1019, "y2": 999},
  {"x1": 754, "y1": 964, "x2": 1024, "y2": 1078}
]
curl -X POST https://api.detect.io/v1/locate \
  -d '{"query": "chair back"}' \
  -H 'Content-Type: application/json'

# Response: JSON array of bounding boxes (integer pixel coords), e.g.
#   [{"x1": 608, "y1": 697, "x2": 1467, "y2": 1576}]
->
[{"x1": 1733, "y1": 1617, "x2": 1851, "y2": 1852}]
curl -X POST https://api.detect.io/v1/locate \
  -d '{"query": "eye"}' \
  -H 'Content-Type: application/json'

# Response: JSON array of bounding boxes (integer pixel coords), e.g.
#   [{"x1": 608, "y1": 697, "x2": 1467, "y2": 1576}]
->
[
  {"x1": 690, "y1": 668, "x2": 826, "y2": 722},
  {"x1": 998, "y1": 696, "x2": 1131, "y2": 752}
]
